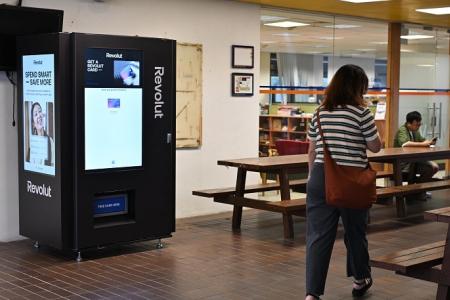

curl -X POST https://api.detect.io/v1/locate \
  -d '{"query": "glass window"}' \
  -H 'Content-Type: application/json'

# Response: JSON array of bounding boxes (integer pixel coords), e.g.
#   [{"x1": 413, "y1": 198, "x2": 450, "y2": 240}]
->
[
  {"x1": 261, "y1": 9, "x2": 388, "y2": 103},
  {"x1": 399, "y1": 25, "x2": 449, "y2": 147}
]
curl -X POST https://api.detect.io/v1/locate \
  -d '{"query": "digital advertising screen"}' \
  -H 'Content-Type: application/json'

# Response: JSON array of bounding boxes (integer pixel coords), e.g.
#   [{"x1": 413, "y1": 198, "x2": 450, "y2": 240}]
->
[
  {"x1": 84, "y1": 48, "x2": 143, "y2": 171},
  {"x1": 22, "y1": 54, "x2": 56, "y2": 176}
]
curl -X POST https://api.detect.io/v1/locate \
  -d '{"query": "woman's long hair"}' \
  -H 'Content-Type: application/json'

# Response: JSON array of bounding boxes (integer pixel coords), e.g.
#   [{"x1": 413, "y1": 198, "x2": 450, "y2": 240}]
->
[{"x1": 322, "y1": 64, "x2": 368, "y2": 111}]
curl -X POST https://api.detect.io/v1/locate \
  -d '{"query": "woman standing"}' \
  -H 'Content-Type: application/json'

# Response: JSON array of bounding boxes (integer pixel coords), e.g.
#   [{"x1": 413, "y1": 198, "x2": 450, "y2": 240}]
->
[
  {"x1": 28, "y1": 101, "x2": 55, "y2": 166},
  {"x1": 305, "y1": 64, "x2": 381, "y2": 300}
]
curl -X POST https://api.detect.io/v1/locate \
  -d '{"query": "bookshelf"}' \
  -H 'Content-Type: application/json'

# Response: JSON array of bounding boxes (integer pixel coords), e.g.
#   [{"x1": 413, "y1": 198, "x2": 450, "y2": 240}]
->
[{"x1": 259, "y1": 114, "x2": 311, "y2": 156}]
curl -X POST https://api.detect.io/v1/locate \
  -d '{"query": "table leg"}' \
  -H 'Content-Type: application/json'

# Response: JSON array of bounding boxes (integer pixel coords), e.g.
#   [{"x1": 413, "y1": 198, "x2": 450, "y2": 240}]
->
[
  {"x1": 232, "y1": 168, "x2": 246, "y2": 231},
  {"x1": 393, "y1": 160, "x2": 407, "y2": 217},
  {"x1": 260, "y1": 172, "x2": 267, "y2": 196},
  {"x1": 436, "y1": 224, "x2": 450, "y2": 300},
  {"x1": 279, "y1": 169, "x2": 294, "y2": 239}
]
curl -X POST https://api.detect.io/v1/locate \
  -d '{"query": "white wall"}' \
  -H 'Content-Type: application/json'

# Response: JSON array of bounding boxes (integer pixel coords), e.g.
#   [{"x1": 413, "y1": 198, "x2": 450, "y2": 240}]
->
[
  {"x1": 0, "y1": 72, "x2": 19, "y2": 241},
  {"x1": 0, "y1": 0, "x2": 261, "y2": 241}
]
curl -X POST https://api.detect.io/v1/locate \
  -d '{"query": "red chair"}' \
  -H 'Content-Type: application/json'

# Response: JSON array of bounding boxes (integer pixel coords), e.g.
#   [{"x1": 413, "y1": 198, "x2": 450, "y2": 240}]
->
[
  {"x1": 261, "y1": 140, "x2": 310, "y2": 195},
  {"x1": 275, "y1": 140, "x2": 310, "y2": 155}
]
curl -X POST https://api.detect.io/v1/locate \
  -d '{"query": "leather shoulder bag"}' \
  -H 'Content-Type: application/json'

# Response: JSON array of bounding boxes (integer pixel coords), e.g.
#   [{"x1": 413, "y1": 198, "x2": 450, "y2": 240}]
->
[{"x1": 316, "y1": 109, "x2": 376, "y2": 209}]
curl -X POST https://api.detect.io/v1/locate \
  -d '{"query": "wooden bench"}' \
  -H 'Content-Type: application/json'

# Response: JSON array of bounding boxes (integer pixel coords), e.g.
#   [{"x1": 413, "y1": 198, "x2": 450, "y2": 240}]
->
[
  {"x1": 193, "y1": 179, "x2": 450, "y2": 213},
  {"x1": 375, "y1": 179, "x2": 450, "y2": 199},
  {"x1": 370, "y1": 240, "x2": 449, "y2": 289},
  {"x1": 375, "y1": 170, "x2": 394, "y2": 179},
  {"x1": 375, "y1": 179, "x2": 450, "y2": 218},
  {"x1": 193, "y1": 178, "x2": 309, "y2": 215},
  {"x1": 193, "y1": 179, "x2": 450, "y2": 236},
  {"x1": 192, "y1": 171, "x2": 396, "y2": 219},
  {"x1": 214, "y1": 196, "x2": 307, "y2": 215},
  {"x1": 193, "y1": 178, "x2": 308, "y2": 198},
  {"x1": 193, "y1": 170, "x2": 394, "y2": 200}
]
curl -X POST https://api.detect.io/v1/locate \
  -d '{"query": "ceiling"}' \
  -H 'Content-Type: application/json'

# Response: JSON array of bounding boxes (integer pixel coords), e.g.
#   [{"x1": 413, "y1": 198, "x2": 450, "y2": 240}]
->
[
  {"x1": 260, "y1": 8, "x2": 449, "y2": 58},
  {"x1": 238, "y1": 0, "x2": 450, "y2": 28},
  {"x1": 260, "y1": 9, "x2": 389, "y2": 57}
]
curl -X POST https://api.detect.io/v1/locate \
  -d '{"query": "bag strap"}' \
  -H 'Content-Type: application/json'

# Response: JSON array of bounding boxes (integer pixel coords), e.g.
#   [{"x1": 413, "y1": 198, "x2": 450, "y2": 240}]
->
[{"x1": 315, "y1": 108, "x2": 330, "y2": 156}]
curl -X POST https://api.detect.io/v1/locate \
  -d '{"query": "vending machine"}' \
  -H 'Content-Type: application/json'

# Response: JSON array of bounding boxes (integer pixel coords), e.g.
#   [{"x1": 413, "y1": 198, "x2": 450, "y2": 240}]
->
[{"x1": 17, "y1": 33, "x2": 176, "y2": 260}]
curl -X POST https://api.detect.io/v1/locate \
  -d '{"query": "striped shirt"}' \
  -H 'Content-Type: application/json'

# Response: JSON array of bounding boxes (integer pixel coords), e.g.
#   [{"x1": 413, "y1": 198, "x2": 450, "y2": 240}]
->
[{"x1": 307, "y1": 105, "x2": 378, "y2": 168}]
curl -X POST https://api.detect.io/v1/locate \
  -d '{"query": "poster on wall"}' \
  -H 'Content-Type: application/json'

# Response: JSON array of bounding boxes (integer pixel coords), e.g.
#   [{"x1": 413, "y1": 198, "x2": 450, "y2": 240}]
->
[
  {"x1": 22, "y1": 54, "x2": 56, "y2": 176},
  {"x1": 231, "y1": 72, "x2": 254, "y2": 96},
  {"x1": 84, "y1": 48, "x2": 143, "y2": 171}
]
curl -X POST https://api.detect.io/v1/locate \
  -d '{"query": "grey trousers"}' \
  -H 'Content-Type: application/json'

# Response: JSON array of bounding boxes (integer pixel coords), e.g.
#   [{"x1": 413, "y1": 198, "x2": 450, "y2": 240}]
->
[
  {"x1": 401, "y1": 160, "x2": 439, "y2": 183},
  {"x1": 305, "y1": 163, "x2": 371, "y2": 297}
]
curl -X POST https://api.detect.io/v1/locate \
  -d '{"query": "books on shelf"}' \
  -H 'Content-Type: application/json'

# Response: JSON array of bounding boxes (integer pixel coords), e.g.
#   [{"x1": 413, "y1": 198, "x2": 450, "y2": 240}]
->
[{"x1": 272, "y1": 119, "x2": 282, "y2": 131}]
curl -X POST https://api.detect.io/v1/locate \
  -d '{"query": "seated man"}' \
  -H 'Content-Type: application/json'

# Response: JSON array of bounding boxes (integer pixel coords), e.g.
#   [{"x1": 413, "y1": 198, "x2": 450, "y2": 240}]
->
[{"x1": 394, "y1": 111, "x2": 439, "y2": 195}]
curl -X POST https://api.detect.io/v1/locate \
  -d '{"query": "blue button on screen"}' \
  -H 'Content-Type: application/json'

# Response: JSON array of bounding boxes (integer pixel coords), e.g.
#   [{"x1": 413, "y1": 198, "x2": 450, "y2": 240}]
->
[{"x1": 93, "y1": 194, "x2": 128, "y2": 217}]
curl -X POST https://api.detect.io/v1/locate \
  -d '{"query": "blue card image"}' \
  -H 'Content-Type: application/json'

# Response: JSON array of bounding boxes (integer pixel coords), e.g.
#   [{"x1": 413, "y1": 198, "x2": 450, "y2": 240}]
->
[{"x1": 108, "y1": 98, "x2": 120, "y2": 108}]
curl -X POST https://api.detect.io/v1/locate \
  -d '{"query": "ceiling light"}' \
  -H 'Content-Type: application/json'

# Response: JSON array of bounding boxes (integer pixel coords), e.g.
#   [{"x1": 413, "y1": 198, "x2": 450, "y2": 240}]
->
[
  {"x1": 324, "y1": 24, "x2": 361, "y2": 29},
  {"x1": 417, "y1": 64, "x2": 434, "y2": 67},
  {"x1": 400, "y1": 49, "x2": 414, "y2": 53},
  {"x1": 416, "y1": 7, "x2": 450, "y2": 15},
  {"x1": 355, "y1": 48, "x2": 376, "y2": 51},
  {"x1": 369, "y1": 41, "x2": 388, "y2": 45},
  {"x1": 401, "y1": 35, "x2": 434, "y2": 39},
  {"x1": 340, "y1": 0, "x2": 388, "y2": 3},
  {"x1": 264, "y1": 21, "x2": 309, "y2": 28}
]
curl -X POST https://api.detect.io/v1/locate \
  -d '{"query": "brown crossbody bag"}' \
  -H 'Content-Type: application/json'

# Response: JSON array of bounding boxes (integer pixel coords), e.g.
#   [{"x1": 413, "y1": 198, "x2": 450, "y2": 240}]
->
[{"x1": 316, "y1": 110, "x2": 376, "y2": 209}]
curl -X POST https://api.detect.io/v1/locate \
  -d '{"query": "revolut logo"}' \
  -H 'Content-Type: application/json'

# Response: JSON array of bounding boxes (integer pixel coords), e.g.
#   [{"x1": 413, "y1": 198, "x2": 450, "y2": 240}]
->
[
  {"x1": 154, "y1": 66, "x2": 165, "y2": 119},
  {"x1": 106, "y1": 52, "x2": 123, "y2": 59},
  {"x1": 27, "y1": 181, "x2": 52, "y2": 198}
]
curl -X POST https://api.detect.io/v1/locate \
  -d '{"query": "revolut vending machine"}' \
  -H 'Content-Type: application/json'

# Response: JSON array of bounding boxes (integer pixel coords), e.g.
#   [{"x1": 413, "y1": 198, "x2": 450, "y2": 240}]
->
[{"x1": 17, "y1": 33, "x2": 176, "y2": 260}]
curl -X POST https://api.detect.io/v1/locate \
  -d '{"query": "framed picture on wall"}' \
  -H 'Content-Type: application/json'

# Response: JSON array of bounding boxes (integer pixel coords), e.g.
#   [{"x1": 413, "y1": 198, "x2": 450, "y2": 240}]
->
[
  {"x1": 231, "y1": 45, "x2": 254, "y2": 68},
  {"x1": 231, "y1": 73, "x2": 253, "y2": 96}
]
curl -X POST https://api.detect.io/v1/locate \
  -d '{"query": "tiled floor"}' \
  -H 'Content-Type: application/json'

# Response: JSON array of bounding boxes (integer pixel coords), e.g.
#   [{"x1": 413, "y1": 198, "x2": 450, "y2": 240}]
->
[{"x1": 1, "y1": 190, "x2": 449, "y2": 299}]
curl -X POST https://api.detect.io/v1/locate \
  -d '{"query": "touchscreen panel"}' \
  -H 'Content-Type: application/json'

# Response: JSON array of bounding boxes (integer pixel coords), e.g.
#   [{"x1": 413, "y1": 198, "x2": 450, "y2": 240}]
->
[{"x1": 84, "y1": 48, "x2": 143, "y2": 170}]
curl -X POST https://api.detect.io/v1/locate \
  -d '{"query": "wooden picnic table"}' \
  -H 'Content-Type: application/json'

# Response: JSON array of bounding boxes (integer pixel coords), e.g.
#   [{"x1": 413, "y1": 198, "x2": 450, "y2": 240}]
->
[
  {"x1": 424, "y1": 207, "x2": 450, "y2": 300},
  {"x1": 216, "y1": 147, "x2": 450, "y2": 238},
  {"x1": 218, "y1": 154, "x2": 309, "y2": 239},
  {"x1": 368, "y1": 147, "x2": 450, "y2": 217}
]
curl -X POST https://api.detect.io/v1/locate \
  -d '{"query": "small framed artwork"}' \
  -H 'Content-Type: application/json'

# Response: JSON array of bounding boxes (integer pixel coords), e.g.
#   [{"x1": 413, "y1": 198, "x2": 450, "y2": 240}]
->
[
  {"x1": 232, "y1": 73, "x2": 254, "y2": 96},
  {"x1": 231, "y1": 45, "x2": 254, "y2": 69}
]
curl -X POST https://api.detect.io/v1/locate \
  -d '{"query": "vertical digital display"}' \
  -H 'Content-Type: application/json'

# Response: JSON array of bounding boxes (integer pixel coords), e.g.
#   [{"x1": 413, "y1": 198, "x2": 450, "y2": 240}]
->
[
  {"x1": 22, "y1": 54, "x2": 56, "y2": 176},
  {"x1": 84, "y1": 48, "x2": 143, "y2": 171}
]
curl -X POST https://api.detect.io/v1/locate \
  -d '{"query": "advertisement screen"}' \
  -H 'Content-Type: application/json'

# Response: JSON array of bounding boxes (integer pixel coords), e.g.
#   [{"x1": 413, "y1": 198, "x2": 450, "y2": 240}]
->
[
  {"x1": 84, "y1": 48, "x2": 143, "y2": 170},
  {"x1": 23, "y1": 54, "x2": 56, "y2": 176}
]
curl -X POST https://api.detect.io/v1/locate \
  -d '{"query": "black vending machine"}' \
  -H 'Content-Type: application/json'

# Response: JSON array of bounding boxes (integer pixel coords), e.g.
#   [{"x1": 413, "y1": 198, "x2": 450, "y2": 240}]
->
[{"x1": 17, "y1": 33, "x2": 176, "y2": 260}]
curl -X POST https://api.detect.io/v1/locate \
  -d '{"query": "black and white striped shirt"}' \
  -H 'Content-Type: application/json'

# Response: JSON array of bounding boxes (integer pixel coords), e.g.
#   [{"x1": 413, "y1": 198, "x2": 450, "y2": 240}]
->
[{"x1": 308, "y1": 105, "x2": 378, "y2": 168}]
